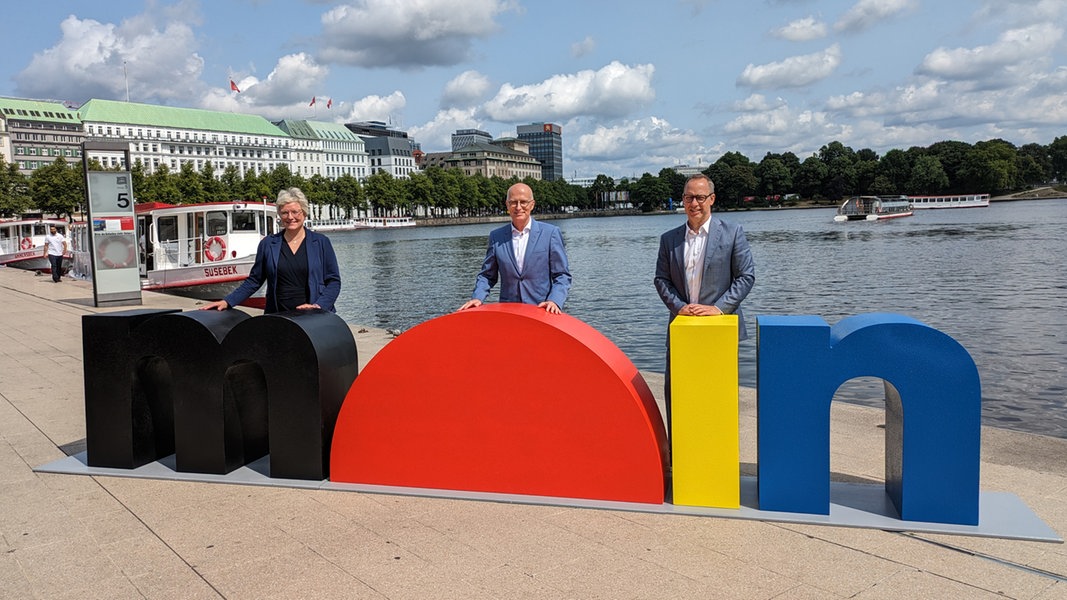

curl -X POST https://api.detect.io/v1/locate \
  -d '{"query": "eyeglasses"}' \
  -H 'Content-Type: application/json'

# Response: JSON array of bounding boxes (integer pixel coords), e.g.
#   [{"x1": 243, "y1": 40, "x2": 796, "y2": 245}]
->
[
  {"x1": 682, "y1": 194, "x2": 713, "y2": 205},
  {"x1": 279, "y1": 210, "x2": 304, "y2": 218},
  {"x1": 506, "y1": 200, "x2": 533, "y2": 208}
]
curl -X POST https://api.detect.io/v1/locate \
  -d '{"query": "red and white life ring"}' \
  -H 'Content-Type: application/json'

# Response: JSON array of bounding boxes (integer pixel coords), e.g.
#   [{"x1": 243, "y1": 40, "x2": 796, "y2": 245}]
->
[
  {"x1": 19, "y1": 237, "x2": 32, "y2": 250},
  {"x1": 204, "y1": 236, "x2": 227, "y2": 262},
  {"x1": 97, "y1": 236, "x2": 136, "y2": 269}
]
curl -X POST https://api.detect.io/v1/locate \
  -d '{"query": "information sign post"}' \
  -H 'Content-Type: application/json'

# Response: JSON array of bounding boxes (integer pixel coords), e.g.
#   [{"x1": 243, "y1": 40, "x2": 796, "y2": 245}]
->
[{"x1": 83, "y1": 143, "x2": 141, "y2": 307}]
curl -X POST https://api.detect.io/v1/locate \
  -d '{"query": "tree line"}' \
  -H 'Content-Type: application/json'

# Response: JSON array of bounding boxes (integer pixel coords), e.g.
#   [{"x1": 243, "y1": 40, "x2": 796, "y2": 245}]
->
[{"x1": 2, "y1": 135, "x2": 1065, "y2": 220}]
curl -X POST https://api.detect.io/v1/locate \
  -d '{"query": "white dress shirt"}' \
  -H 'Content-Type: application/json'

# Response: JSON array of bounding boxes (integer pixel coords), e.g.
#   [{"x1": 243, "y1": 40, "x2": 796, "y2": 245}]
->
[
  {"x1": 684, "y1": 219, "x2": 710, "y2": 303},
  {"x1": 511, "y1": 221, "x2": 531, "y2": 272}
]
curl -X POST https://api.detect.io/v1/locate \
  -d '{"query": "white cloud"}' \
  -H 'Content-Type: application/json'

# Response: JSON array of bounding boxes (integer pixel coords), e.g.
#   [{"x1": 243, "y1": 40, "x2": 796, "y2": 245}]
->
[
  {"x1": 441, "y1": 70, "x2": 492, "y2": 108},
  {"x1": 318, "y1": 0, "x2": 516, "y2": 68},
  {"x1": 772, "y1": 16, "x2": 828, "y2": 42},
  {"x1": 574, "y1": 117, "x2": 701, "y2": 162},
  {"x1": 916, "y1": 24, "x2": 1063, "y2": 82},
  {"x1": 14, "y1": 13, "x2": 204, "y2": 103},
  {"x1": 571, "y1": 36, "x2": 596, "y2": 58},
  {"x1": 409, "y1": 107, "x2": 481, "y2": 150},
  {"x1": 737, "y1": 44, "x2": 842, "y2": 89},
  {"x1": 482, "y1": 61, "x2": 655, "y2": 122},
  {"x1": 343, "y1": 91, "x2": 408, "y2": 123},
  {"x1": 733, "y1": 94, "x2": 787, "y2": 112},
  {"x1": 834, "y1": 0, "x2": 917, "y2": 33}
]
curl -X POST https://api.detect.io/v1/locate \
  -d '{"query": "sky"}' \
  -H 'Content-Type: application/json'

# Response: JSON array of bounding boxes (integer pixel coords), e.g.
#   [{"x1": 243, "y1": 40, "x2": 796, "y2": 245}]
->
[{"x1": 2, "y1": 0, "x2": 1066, "y2": 180}]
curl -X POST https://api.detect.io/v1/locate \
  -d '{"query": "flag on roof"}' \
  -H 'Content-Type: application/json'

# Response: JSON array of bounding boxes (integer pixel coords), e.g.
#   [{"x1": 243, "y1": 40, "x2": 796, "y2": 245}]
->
[
  {"x1": 230, "y1": 79, "x2": 240, "y2": 93},
  {"x1": 310, "y1": 96, "x2": 316, "y2": 107},
  {"x1": 327, "y1": 98, "x2": 332, "y2": 109}
]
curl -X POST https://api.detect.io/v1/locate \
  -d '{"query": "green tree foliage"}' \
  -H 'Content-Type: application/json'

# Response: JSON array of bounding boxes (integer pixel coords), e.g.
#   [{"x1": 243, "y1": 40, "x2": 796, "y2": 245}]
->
[
  {"x1": 907, "y1": 155, "x2": 949, "y2": 194},
  {"x1": 0, "y1": 156, "x2": 32, "y2": 217},
  {"x1": 629, "y1": 172, "x2": 670, "y2": 212},
  {"x1": 30, "y1": 156, "x2": 84, "y2": 219},
  {"x1": 1046, "y1": 136, "x2": 1067, "y2": 182}
]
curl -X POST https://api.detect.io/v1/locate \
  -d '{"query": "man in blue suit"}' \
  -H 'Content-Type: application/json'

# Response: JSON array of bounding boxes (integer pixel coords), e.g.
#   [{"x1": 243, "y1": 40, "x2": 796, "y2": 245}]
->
[
  {"x1": 459, "y1": 183, "x2": 572, "y2": 314},
  {"x1": 655, "y1": 174, "x2": 755, "y2": 434}
]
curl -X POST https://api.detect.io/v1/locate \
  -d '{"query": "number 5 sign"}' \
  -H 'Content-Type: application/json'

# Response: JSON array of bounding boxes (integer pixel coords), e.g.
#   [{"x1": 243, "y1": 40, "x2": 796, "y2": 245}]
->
[{"x1": 86, "y1": 170, "x2": 142, "y2": 307}]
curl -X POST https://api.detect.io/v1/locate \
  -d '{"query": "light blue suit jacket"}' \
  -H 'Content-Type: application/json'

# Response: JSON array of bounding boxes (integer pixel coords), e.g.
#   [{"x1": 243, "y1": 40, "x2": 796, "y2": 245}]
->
[
  {"x1": 471, "y1": 218, "x2": 572, "y2": 308},
  {"x1": 654, "y1": 217, "x2": 755, "y2": 339},
  {"x1": 224, "y1": 228, "x2": 341, "y2": 313}
]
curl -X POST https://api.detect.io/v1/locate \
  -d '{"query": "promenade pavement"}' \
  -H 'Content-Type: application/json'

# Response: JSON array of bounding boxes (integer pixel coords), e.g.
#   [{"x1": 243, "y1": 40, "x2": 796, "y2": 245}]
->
[{"x1": 1, "y1": 265, "x2": 1065, "y2": 599}]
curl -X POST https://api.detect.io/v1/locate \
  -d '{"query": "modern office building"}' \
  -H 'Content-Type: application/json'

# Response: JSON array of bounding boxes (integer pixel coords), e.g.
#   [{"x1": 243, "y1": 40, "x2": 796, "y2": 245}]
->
[
  {"x1": 0, "y1": 97, "x2": 85, "y2": 175},
  {"x1": 79, "y1": 99, "x2": 290, "y2": 177},
  {"x1": 451, "y1": 128, "x2": 492, "y2": 152},
  {"x1": 516, "y1": 122, "x2": 562, "y2": 181}
]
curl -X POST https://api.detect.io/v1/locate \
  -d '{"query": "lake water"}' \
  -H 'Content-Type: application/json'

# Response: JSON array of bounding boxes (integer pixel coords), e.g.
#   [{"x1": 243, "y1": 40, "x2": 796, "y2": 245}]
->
[{"x1": 328, "y1": 199, "x2": 1067, "y2": 438}]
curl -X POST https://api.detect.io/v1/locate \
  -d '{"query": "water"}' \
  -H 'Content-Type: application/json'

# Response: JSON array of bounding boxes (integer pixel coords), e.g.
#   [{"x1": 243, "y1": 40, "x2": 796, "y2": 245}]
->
[{"x1": 328, "y1": 199, "x2": 1067, "y2": 438}]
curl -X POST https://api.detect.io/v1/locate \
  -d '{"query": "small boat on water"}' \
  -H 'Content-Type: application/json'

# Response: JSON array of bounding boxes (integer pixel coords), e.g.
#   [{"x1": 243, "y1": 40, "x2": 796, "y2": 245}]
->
[
  {"x1": 0, "y1": 216, "x2": 71, "y2": 272},
  {"x1": 306, "y1": 215, "x2": 416, "y2": 232},
  {"x1": 907, "y1": 193, "x2": 990, "y2": 209},
  {"x1": 71, "y1": 201, "x2": 276, "y2": 306},
  {"x1": 834, "y1": 196, "x2": 913, "y2": 222}
]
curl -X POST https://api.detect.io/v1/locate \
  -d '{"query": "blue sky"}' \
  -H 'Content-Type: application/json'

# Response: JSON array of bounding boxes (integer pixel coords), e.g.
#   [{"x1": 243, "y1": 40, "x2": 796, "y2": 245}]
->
[{"x1": 3, "y1": 0, "x2": 1065, "y2": 180}]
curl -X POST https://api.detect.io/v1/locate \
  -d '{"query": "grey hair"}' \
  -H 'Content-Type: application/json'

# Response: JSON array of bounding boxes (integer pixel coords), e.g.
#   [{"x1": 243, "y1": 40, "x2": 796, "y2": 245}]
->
[
  {"x1": 686, "y1": 174, "x2": 715, "y2": 194},
  {"x1": 276, "y1": 187, "x2": 310, "y2": 216}
]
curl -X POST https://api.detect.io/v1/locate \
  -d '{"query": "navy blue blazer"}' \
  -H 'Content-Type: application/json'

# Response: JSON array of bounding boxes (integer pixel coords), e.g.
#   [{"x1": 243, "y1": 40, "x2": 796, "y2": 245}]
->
[
  {"x1": 654, "y1": 217, "x2": 755, "y2": 339},
  {"x1": 224, "y1": 228, "x2": 341, "y2": 313},
  {"x1": 471, "y1": 218, "x2": 572, "y2": 307}
]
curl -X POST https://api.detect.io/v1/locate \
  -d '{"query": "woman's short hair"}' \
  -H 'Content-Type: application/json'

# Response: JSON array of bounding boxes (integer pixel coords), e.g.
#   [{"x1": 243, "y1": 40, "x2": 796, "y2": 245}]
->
[{"x1": 276, "y1": 187, "x2": 310, "y2": 216}]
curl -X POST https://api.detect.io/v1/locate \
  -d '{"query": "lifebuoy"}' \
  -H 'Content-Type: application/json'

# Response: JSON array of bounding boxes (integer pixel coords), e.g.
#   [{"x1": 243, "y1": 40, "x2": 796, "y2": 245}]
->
[
  {"x1": 20, "y1": 237, "x2": 32, "y2": 250},
  {"x1": 204, "y1": 236, "x2": 227, "y2": 262},
  {"x1": 97, "y1": 236, "x2": 136, "y2": 269}
]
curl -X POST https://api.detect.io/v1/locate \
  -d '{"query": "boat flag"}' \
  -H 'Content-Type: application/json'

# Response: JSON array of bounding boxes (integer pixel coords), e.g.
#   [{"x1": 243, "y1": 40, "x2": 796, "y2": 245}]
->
[
  {"x1": 230, "y1": 79, "x2": 240, "y2": 93},
  {"x1": 327, "y1": 98, "x2": 332, "y2": 109},
  {"x1": 310, "y1": 96, "x2": 316, "y2": 107}
]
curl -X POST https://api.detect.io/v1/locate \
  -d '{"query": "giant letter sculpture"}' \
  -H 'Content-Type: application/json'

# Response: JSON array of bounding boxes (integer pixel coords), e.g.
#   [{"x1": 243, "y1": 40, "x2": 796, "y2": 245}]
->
[
  {"x1": 330, "y1": 303, "x2": 669, "y2": 504},
  {"x1": 756, "y1": 313, "x2": 981, "y2": 525},
  {"x1": 82, "y1": 309, "x2": 357, "y2": 480}
]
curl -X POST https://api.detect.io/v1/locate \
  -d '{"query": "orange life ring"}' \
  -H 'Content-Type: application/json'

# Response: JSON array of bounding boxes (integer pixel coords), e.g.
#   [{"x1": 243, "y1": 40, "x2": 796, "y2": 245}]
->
[
  {"x1": 20, "y1": 237, "x2": 32, "y2": 250},
  {"x1": 97, "y1": 236, "x2": 136, "y2": 269},
  {"x1": 204, "y1": 236, "x2": 227, "y2": 261}
]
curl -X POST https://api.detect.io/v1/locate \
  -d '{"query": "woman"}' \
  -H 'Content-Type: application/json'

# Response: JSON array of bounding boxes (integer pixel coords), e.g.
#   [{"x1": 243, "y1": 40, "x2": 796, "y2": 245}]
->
[{"x1": 202, "y1": 187, "x2": 341, "y2": 313}]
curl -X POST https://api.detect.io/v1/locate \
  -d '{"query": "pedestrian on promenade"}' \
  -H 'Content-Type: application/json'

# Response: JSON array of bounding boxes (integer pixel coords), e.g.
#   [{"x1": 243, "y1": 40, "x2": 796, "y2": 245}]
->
[
  {"x1": 43, "y1": 225, "x2": 67, "y2": 283},
  {"x1": 458, "y1": 182, "x2": 572, "y2": 314},
  {"x1": 654, "y1": 174, "x2": 755, "y2": 431},
  {"x1": 201, "y1": 187, "x2": 341, "y2": 313}
]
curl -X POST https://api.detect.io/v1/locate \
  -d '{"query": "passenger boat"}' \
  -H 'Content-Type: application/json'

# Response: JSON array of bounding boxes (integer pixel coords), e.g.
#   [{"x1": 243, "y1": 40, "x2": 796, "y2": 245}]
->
[
  {"x1": 306, "y1": 215, "x2": 415, "y2": 231},
  {"x1": 71, "y1": 201, "x2": 276, "y2": 306},
  {"x1": 907, "y1": 193, "x2": 990, "y2": 209},
  {"x1": 834, "y1": 196, "x2": 913, "y2": 222},
  {"x1": 0, "y1": 216, "x2": 71, "y2": 272}
]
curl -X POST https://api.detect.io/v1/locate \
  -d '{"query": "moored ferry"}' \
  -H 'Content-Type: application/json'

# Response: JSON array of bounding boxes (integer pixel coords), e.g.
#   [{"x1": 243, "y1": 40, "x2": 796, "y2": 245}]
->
[
  {"x1": 306, "y1": 215, "x2": 415, "y2": 232},
  {"x1": 71, "y1": 201, "x2": 276, "y2": 305},
  {"x1": 834, "y1": 196, "x2": 914, "y2": 222},
  {"x1": 0, "y1": 216, "x2": 71, "y2": 272},
  {"x1": 907, "y1": 193, "x2": 990, "y2": 209}
]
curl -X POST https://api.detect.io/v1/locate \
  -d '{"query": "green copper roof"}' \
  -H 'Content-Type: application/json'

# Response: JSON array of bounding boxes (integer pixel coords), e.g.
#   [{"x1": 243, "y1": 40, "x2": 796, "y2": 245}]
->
[
  {"x1": 306, "y1": 121, "x2": 362, "y2": 141},
  {"x1": 0, "y1": 97, "x2": 80, "y2": 123},
  {"x1": 79, "y1": 99, "x2": 286, "y2": 136},
  {"x1": 274, "y1": 119, "x2": 317, "y2": 138}
]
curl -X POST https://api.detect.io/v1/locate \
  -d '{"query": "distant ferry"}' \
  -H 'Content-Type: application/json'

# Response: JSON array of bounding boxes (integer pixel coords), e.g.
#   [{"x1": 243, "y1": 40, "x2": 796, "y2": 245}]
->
[
  {"x1": 306, "y1": 216, "x2": 416, "y2": 231},
  {"x1": 0, "y1": 216, "x2": 71, "y2": 272},
  {"x1": 833, "y1": 196, "x2": 914, "y2": 222},
  {"x1": 907, "y1": 193, "x2": 990, "y2": 209}
]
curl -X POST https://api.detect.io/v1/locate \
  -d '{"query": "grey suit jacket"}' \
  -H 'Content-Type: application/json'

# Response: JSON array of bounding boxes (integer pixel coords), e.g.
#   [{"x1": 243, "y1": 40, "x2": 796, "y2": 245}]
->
[{"x1": 654, "y1": 217, "x2": 755, "y2": 340}]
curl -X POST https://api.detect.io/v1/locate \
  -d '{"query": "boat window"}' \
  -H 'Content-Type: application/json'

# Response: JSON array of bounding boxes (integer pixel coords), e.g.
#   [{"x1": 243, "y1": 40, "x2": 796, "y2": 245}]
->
[
  {"x1": 206, "y1": 211, "x2": 228, "y2": 236},
  {"x1": 33, "y1": 223, "x2": 49, "y2": 236},
  {"x1": 157, "y1": 216, "x2": 178, "y2": 242},
  {"x1": 232, "y1": 210, "x2": 258, "y2": 232}
]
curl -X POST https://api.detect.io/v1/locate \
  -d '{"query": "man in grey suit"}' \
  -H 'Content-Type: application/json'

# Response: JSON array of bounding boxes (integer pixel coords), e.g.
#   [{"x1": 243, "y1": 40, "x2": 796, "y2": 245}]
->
[
  {"x1": 459, "y1": 182, "x2": 572, "y2": 314},
  {"x1": 654, "y1": 174, "x2": 755, "y2": 432}
]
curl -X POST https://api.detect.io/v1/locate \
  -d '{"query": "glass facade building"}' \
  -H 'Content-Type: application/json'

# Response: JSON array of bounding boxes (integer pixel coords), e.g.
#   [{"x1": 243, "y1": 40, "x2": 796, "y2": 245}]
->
[{"x1": 516, "y1": 123, "x2": 562, "y2": 181}]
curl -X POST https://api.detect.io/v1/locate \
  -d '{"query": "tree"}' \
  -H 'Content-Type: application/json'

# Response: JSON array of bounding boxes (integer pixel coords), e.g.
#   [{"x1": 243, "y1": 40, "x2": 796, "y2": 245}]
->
[
  {"x1": 658, "y1": 168, "x2": 687, "y2": 208},
  {"x1": 176, "y1": 162, "x2": 205, "y2": 203},
  {"x1": 794, "y1": 156, "x2": 828, "y2": 201},
  {"x1": 0, "y1": 156, "x2": 31, "y2": 217},
  {"x1": 755, "y1": 157, "x2": 792, "y2": 197},
  {"x1": 364, "y1": 171, "x2": 402, "y2": 215},
  {"x1": 588, "y1": 174, "x2": 615, "y2": 210},
  {"x1": 878, "y1": 149, "x2": 911, "y2": 194},
  {"x1": 331, "y1": 174, "x2": 364, "y2": 217},
  {"x1": 1017, "y1": 143, "x2": 1051, "y2": 184},
  {"x1": 629, "y1": 172, "x2": 670, "y2": 212},
  {"x1": 30, "y1": 156, "x2": 83, "y2": 219},
  {"x1": 959, "y1": 139, "x2": 1018, "y2": 193},
  {"x1": 907, "y1": 155, "x2": 949, "y2": 194},
  {"x1": 926, "y1": 140, "x2": 972, "y2": 192},
  {"x1": 1049, "y1": 135, "x2": 1067, "y2": 183}
]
